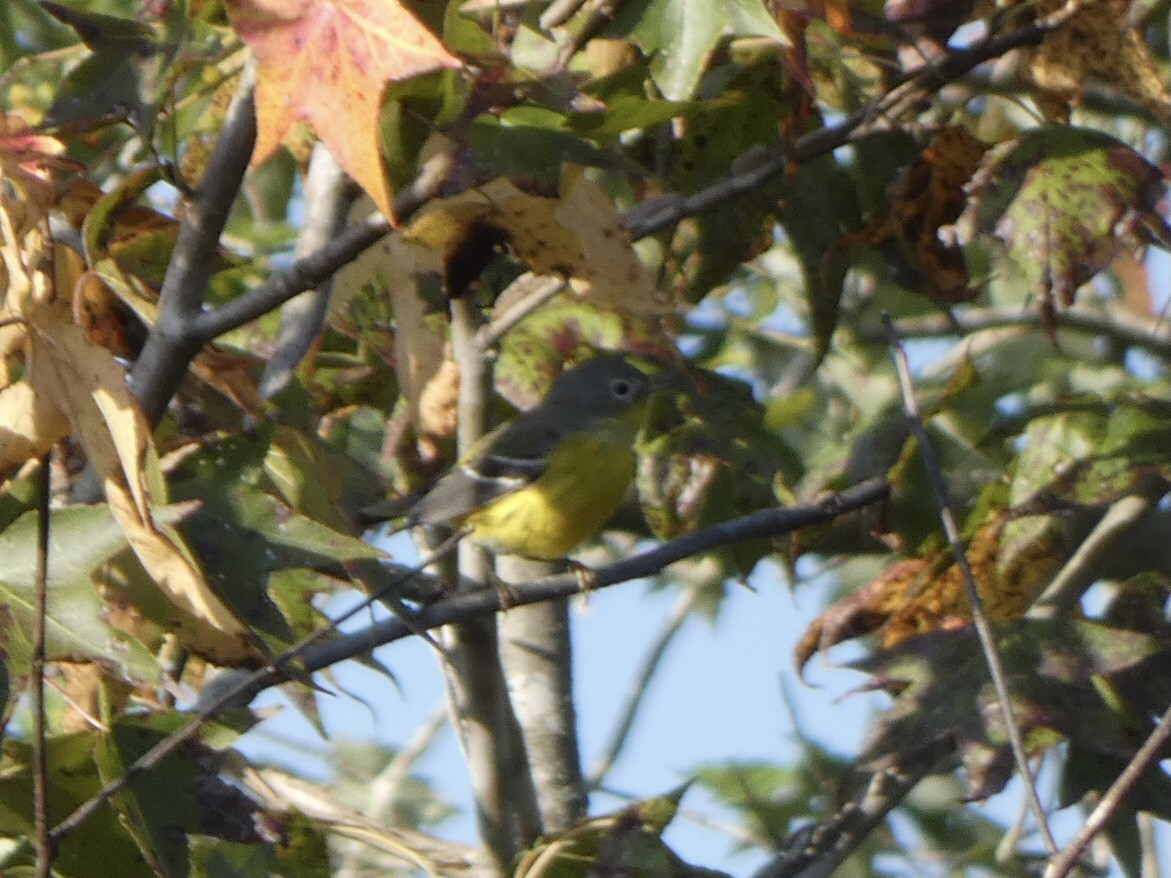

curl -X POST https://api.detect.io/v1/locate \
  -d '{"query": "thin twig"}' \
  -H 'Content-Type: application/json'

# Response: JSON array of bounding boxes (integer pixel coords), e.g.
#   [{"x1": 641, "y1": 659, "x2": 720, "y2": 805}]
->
[
  {"x1": 1042, "y1": 699, "x2": 1171, "y2": 878},
  {"x1": 334, "y1": 704, "x2": 449, "y2": 878},
  {"x1": 475, "y1": 276, "x2": 566, "y2": 351},
  {"x1": 188, "y1": 211, "x2": 392, "y2": 344},
  {"x1": 1029, "y1": 482, "x2": 1165, "y2": 620},
  {"x1": 882, "y1": 314, "x2": 1058, "y2": 855},
  {"x1": 857, "y1": 306, "x2": 1171, "y2": 361},
  {"x1": 49, "y1": 481, "x2": 888, "y2": 846},
  {"x1": 753, "y1": 740, "x2": 955, "y2": 878},
  {"x1": 33, "y1": 453, "x2": 52, "y2": 878},
  {"x1": 49, "y1": 528, "x2": 465, "y2": 848},
  {"x1": 586, "y1": 584, "x2": 701, "y2": 789}
]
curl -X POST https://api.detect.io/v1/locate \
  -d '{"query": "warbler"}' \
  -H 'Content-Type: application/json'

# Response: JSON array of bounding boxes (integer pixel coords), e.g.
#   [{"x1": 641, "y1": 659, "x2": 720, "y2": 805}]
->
[{"x1": 411, "y1": 353, "x2": 654, "y2": 560}]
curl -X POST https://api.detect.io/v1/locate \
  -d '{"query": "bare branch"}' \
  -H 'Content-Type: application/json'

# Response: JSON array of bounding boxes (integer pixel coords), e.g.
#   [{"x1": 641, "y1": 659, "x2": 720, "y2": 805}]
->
[
  {"x1": 442, "y1": 298, "x2": 541, "y2": 873},
  {"x1": 258, "y1": 144, "x2": 359, "y2": 400},
  {"x1": 129, "y1": 65, "x2": 258, "y2": 425},
  {"x1": 860, "y1": 306, "x2": 1171, "y2": 361},
  {"x1": 188, "y1": 211, "x2": 392, "y2": 344},
  {"x1": 1043, "y1": 699, "x2": 1171, "y2": 878},
  {"x1": 752, "y1": 741, "x2": 954, "y2": 878},
  {"x1": 49, "y1": 480, "x2": 888, "y2": 849},
  {"x1": 498, "y1": 555, "x2": 588, "y2": 832},
  {"x1": 883, "y1": 315, "x2": 1058, "y2": 854},
  {"x1": 33, "y1": 454, "x2": 52, "y2": 878},
  {"x1": 1029, "y1": 479, "x2": 1167, "y2": 620}
]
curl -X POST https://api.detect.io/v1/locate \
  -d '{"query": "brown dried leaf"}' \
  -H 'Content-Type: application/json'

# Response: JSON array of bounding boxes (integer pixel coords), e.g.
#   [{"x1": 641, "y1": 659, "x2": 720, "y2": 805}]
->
[
  {"x1": 796, "y1": 511, "x2": 1062, "y2": 674},
  {"x1": 404, "y1": 169, "x2": 669, "y2": 315},
  {"x1": 838, "y1": 126, "x2": 987, "y2": 304},
  {"x1": 1025, "y1": 0, "x2": 1171, "y2": 126},
  {"x1": 0, "y1": 380, "x2": 72, "y2": 471},
  {"x1": 28, "y1": 315, "x2": 258, "y2": 663}
]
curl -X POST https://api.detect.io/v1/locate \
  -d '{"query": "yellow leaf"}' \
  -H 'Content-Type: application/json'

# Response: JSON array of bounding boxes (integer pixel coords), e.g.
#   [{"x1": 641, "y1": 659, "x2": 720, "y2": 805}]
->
[
  {"x1": 29, "y1": 315, "x2": 257, "y2": 663},
  {"x1": 404, "y1": 169, "x2": 670, "y2": 316},
  {"x1": 0, "y1": 380, "x2": 71, "y2": 469}
]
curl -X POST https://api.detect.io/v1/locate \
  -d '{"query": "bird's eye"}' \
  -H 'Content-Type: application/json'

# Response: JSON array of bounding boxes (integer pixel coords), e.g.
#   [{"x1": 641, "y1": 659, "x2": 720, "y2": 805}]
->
[{"x1": 610, "y1": 378, "x2": 632, "y2": 398}]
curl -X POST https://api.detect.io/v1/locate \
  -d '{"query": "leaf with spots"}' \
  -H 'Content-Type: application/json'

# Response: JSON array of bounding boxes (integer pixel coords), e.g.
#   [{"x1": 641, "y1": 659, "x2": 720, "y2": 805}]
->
[
  {"x1": 224, "y1": 0, "x2": 460, "y2": 222},
  {"x1": 953, "y1": 126, "x2": 1171, "y2": 325}
]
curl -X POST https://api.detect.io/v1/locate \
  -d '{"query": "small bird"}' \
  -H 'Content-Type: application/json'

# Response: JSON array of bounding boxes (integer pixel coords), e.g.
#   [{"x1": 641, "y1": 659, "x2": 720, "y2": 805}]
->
[{"x1": 411, "y1": 353, "x2": 655, "y2": 560}]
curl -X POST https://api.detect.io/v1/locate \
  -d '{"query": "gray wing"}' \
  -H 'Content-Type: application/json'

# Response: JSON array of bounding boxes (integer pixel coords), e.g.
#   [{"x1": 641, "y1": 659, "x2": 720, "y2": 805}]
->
[{"x1": 410, "y1": 416, "x2": 565, "y2": 526}]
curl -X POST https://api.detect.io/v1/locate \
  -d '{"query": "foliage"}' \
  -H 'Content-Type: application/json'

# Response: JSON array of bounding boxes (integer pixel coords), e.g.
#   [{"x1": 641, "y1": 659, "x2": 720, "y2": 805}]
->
[{"x1": 2, "y1": 0, "x2": 1171, "y2": 876}]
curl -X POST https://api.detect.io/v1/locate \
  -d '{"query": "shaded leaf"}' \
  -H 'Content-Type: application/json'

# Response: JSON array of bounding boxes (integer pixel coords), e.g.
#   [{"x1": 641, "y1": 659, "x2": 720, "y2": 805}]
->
[
  {"x1": 404, "y1": 169, "x2": 670, "y2": 314},
  {"x1": 0, "y1": 505, "x2": 159, "y2": 677},
  {"x1": 608, "y1": 0, "x2": 787, "y2": 99},
  {"x1": 0, "y1": 735, "x2": 156, "y2": 878},
  {"x1": 852, "y1": 620, "x2": 1165, "y2": 798}
]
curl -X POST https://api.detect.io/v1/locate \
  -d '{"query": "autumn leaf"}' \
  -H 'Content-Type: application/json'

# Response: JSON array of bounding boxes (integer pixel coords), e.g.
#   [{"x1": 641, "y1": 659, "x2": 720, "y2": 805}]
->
[
  {"x1": 953, "y1": 126, "x2": 1171, "y2": 325},
  {"x1": 1024, "y1": 0, "x2": 1171, "y2": 127},
  {"x1": 403, "y1": 169, "x2": 669, "y2": 314},
  {"x1": 795, "y1": 510, "x2": 1063, "y2": 675},
  {"x1": 224, "y1": 0, "x2": 461, "y2": 221},
  {"x1": 838, "y1": 125, "x2": 987, "y2": 306},
  {"x1": 0, "y1": 172, "x2": 257, "y2": 664}
]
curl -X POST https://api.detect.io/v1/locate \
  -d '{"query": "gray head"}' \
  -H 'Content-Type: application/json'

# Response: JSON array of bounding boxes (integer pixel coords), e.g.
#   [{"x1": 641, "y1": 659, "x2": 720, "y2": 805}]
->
[{"x1": 537, "y1": 353, "x2": 653, "y2": 421}]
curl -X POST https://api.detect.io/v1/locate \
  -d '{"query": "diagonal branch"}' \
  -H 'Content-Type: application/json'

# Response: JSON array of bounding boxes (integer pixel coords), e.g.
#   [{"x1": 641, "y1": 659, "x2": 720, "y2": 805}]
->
[
  {"x1": 622, "y1": 10, "x2": 1075, "y2": 241},
  {"x1": 49, "y1": 478, "x2": 889, "y2": 847},
  {"x1": 129, "y1": 65, "x2": 257, "y2": 425},
  {"x1": 884, "y1": 315, "x2": 1058, "y2": 854}
]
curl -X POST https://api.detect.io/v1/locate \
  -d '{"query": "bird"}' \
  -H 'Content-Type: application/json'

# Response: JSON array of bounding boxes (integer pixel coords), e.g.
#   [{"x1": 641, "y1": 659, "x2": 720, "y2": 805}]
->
[{"x1": 410, "y1": 352, "x2": 655, "y2": 560}]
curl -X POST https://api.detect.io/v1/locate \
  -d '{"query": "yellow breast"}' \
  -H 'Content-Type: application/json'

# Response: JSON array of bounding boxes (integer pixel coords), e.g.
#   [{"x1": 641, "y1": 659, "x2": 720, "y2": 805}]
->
[{"x1": 463, "y1": 433, "x2": 637, "y2": 560}]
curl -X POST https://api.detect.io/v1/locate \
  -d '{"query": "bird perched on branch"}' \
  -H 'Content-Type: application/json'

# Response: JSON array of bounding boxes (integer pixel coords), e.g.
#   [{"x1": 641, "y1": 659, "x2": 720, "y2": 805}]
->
[{"x1": 411, "y1": 352, "x2": 656, "y2": 560}]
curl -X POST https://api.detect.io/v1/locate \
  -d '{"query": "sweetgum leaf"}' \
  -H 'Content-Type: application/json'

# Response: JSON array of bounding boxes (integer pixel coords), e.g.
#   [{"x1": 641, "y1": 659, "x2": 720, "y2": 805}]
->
[
  {"x1": 853, "y1": 620, "x2": 1165, "y2": 798},
  {"x1": 955, "y1": 126, "x2": 1171, "y2": 312}
]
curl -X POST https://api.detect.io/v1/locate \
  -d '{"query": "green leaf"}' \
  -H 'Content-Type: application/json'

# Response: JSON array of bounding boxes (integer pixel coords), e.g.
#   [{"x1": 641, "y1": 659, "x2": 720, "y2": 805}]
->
[
  {"x1": 0, "y1": 506, "x2": 158, "y2": 677},
  {"x1": 608, "y1": 0, "x2": 787, "y2": 99},
  {"x1": 96, "y1": 716, "x2": 200, "y2": 878},
  {"x1": 779, "y1": 154, "x2": 861, "y2": 356},
  {"x1": 956, "y1": 125, "x2": 1171, "y2": 308},
  {"x1": 466, "y1": 113, "x2": 615, "y2": 187},
  {"x1": 0, "y1": 734, "x2": 156, "y2": 878},
  {"x1": 40, "y1": 1, "x2": 183, "y2": 135}
]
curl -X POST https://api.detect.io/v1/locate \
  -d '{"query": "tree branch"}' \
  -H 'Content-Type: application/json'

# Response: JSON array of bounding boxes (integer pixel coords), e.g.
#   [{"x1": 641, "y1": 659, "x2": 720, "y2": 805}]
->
[
  {"x1": 49, "y1": 479, "x2": 889, "y2": 848},
  {"x1": 33, "y1": 454, "x2": 52, "y2": 878},
  {"x1": 752, "y1": 740, "x2": 954, "y2": 878},
  {"x1": 859, "y1": 306, "x2": 1171, "y2": 361},
  {"x1": 884, "y1": 315, "x2": 1058, "y2": 854},
  {"x1": 622, "y1": 11, "x2": 1071, "y2": 242},
  {"x1": 1043, "y1": 699, "x2": 1171, "y2": 878},
  {"x1": 129, "y1": 64, "x2": 257, "y2": 425},
  {"x1": 257, "y1": 144, "x2": 358, "y2": 400}
]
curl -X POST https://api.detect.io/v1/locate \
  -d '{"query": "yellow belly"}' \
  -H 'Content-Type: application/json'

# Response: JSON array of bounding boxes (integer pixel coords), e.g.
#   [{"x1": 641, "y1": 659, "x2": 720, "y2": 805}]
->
[{"x1": 463, "y1": 434, "x2": 637, "y2": 560}]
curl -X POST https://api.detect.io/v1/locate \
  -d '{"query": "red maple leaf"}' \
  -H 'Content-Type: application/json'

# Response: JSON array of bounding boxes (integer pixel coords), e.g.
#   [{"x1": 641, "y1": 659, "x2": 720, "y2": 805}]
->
[{"x1": 225, "y1": 0, "x2": 460, "y2": 222}]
